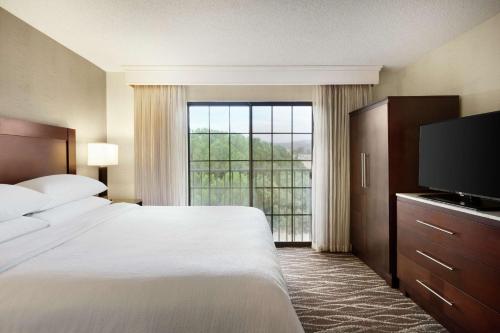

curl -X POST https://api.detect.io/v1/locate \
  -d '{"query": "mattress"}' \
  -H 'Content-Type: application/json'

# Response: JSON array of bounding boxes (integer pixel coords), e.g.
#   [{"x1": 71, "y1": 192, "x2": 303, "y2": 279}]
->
[{"x1": 0, "y1": 204, "x2": 303, "y2": 333}]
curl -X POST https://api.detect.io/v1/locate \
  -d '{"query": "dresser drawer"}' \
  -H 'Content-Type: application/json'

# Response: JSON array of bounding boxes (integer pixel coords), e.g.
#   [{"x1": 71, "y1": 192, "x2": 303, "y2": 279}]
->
[
  {"x1": 397, "y1": 199, "x2": 500, "y2": 268},
  {"x1": 398, "y1": 254, "x2": 500, "y2": 333},
  {"x1": 398, "y1": 229, "x2": 500, "y2": 312}
]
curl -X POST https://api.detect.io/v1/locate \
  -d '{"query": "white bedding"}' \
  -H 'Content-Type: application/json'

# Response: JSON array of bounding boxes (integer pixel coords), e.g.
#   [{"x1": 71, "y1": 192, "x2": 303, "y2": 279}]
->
[
  {"x1": 0, "y1": 216, "x2": 49, "y2": 244},
  {"x1": 0, "y1": 204, "x2": 303, "y2": 333},
  {"x1": 30, "y1": 196, "x2": 111, "y2": 225}
]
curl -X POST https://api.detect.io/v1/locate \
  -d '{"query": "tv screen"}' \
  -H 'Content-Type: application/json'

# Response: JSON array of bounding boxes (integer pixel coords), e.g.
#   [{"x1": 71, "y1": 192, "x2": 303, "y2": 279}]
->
[{"x1": 419, "y1": 111, "x2": 500, "y2": 200}]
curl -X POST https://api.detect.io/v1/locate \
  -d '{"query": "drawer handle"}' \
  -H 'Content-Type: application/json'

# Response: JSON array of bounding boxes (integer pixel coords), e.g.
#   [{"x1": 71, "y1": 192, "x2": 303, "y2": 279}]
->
[
  {"x1": 415, "y1": 219, "x2": 455, "y2": 235},
  {"x1": 416, "y1": 250, "x2": 454, "y2": 271},
  {"x1": 416, "y1": 279, "x2": 453, "y2": 306}
]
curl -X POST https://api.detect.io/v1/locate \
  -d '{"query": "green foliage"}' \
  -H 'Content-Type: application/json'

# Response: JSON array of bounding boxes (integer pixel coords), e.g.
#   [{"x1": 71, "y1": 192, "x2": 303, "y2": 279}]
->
[
  {"x1": 189, "y1": 129, "x2": 311, "y2": 215},
  {"x1": 190, "y1": 129, "x2": 308, "y2": 161}
]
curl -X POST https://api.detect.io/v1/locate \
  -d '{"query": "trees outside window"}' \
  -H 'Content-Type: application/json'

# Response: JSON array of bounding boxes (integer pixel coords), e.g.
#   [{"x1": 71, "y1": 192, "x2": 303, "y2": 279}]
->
[{"x1": 189, "y1": 103, "x2": 312, "y2": 242}]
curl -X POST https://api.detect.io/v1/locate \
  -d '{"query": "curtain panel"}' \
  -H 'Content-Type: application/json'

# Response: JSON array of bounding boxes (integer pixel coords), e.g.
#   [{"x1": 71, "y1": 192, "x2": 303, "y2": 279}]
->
[
  {"x1": 134, "y1": 85, "x2": 188, "y2": 205},
  {"x1": 312, "y1": 85, "x2": 371, "y2": 252}
]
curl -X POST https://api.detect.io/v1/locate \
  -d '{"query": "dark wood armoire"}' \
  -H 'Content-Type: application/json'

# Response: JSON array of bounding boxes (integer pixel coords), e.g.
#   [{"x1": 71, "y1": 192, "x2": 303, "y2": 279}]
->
[{"x1": 349, "y1": 96, "x2": 460, "y2": 287}]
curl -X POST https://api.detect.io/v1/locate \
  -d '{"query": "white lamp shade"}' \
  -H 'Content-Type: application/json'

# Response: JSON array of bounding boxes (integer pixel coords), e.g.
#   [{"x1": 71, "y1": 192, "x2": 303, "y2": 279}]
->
[{"x1": 88, "y1": 143, "x2": 119, "y2": 166}]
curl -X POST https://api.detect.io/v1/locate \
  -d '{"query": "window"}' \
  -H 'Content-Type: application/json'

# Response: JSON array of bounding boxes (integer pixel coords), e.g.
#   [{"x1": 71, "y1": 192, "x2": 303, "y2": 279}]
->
[{"x1": 188, "y1": 102, "x2": 312, "y2": 242}]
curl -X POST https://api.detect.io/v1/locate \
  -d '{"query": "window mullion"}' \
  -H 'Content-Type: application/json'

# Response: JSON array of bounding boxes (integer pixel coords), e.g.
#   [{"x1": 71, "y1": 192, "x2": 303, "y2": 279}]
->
[
  {"x1": 208, "y1": 107, "x2": 211, "y2": 205},
  {"x1": 291, "y1": 106, "x2": 294, "y2": 241},
  {"x1": 228, "y1": 107, "x2": 231, "y2": 205},
  {"x1": 270, "y1": 106, "x2": 274, "y2": 239},
  {"x1": 249, "y1": 103, "x2": 254, "y2": 208}
]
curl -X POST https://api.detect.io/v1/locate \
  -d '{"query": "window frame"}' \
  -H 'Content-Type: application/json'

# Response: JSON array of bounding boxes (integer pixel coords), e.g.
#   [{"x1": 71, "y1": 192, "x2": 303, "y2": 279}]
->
[{"x1": 188, "y1": 101, "x2": 313, "y2": 243}]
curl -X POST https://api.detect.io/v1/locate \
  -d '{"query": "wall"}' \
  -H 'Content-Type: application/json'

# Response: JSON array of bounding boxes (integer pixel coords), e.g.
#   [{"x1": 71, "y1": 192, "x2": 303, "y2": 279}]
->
[
  {"x1": 374, "y1": 12, "x2": 500, "y2": 116},
  {"x1": 105, "y1": 74, "x2": 313, "y2": 197},
  {"x1": 106, "y1": 72, "x2": 134, "y2": 198},
  {"x1": 0, "y1": 8, "x2": 106, "y2": 178}
]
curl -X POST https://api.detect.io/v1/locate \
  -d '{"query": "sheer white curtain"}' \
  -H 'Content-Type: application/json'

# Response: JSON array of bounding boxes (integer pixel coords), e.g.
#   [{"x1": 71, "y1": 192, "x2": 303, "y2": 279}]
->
[
  {"x1": 134, "y1": 85, "x2": 188, "y2": 206},
  {"x1": 312, "y1": 85, "x2": 371, "y2": 252}
]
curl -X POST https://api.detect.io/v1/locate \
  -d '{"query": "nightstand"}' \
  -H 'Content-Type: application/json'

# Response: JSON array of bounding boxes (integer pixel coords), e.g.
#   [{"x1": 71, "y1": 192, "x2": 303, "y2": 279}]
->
[{"x1": 108, "y1": 198, "x2": 142, "y2": 206}]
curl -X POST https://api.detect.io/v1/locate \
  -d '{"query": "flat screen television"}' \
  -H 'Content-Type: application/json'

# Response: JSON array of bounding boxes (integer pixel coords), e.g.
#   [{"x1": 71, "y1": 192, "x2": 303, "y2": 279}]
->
[{"x1": 419, "y1": 110, "x2": 500, "y2": 210}]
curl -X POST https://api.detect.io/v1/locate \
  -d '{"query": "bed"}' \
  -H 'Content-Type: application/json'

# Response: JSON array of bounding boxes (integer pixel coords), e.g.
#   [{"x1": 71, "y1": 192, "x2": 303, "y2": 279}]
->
[{"x1": 0, "y1": 117, "x2": 303, "y2": 333}]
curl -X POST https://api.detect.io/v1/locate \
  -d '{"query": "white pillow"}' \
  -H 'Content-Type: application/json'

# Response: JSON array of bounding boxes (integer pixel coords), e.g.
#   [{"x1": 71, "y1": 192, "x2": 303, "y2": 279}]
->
[
  {"x1": 0, "y1": 216, "x2": 49, "y2": 244},
  {"x1": 31, "y1": 196, "x2": 111, "y2": 225},
  {"x1": 0, "y1": 184, "x2": 51, "y2": 222},
  {"x1": 17, "y1": 174, "x2": 107, "y2": 210}
]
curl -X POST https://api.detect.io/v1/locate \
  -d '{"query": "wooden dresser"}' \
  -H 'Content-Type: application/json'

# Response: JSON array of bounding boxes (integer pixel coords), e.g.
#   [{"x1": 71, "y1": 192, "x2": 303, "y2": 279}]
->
[
  {"x1": 350, "y1": 96, "x2": 459, "y2": 286},
  {"x1": 397, "y1": 194, "x2": 500, "y2": 332}
]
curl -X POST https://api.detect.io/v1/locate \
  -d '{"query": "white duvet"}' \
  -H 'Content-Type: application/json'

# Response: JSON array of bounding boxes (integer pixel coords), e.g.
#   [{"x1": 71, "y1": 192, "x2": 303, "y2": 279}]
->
[{"x1": 0, "y1": 204, "x2": 303, "y2": 333}]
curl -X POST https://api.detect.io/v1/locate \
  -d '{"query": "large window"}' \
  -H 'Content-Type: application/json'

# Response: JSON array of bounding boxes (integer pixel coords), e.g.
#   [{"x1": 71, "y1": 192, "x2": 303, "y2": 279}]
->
[{"x1": 188, "y1": 102, "x2": 312, "y2": 242}]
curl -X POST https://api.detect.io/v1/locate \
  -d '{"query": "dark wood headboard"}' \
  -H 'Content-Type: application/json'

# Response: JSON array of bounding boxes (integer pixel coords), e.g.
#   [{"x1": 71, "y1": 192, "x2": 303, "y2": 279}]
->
[{"x1": 0, "y1": 117, "x2": 76, "y2": 184}]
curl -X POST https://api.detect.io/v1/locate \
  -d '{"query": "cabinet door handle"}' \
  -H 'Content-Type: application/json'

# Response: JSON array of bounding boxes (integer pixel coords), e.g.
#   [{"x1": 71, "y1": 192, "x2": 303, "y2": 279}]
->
[
  {"x1": 364, "y1": 153, "x2": 368, "y2": 187},
  {"x1": 360, "y1": 153, "x2": 365, "y2": 188},
  {"x1": 416, "y1": 279, "x2": 453, "y2": 306},
  {"x1": 415, "y1": 219, "x2": 455, "y2": 235},
  {"x1": 416, "y1": 250, "x2": 454, "y2": 271}
]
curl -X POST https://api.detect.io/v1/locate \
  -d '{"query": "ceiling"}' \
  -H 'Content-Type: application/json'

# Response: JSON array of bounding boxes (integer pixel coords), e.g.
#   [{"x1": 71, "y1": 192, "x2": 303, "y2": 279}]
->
[{"x1": 1, "y1": 0, "x2": 500, "y2": 72}]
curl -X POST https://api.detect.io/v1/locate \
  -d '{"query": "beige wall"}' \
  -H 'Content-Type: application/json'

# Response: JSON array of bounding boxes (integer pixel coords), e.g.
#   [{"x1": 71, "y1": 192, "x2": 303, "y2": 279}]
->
[
  {"x1": 0, "y1": 8, "x2": 106, "y2": 178},
  {"x1": 374, "y1": 12, "x2": 500, "y2": 116},
  {"x1": 106, "y1": 72, "x2": 134, "y2": 198},
  {"x1": 105, "y1": 75, "x2": 313, "y2": 197}
]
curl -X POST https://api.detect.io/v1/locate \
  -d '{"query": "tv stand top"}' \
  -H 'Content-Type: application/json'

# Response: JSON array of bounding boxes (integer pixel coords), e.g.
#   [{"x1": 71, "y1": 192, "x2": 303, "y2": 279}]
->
[
  {"x1": 396, "y1": 193, "x2": 500, "y2": 223},
  {"x1": 420, "y1": 192, "x2": 500, "y2": 211}
]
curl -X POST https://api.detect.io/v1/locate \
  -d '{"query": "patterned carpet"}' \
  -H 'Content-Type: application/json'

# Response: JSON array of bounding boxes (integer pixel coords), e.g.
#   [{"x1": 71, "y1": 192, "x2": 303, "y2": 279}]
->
[{"x1": 277, "y1": 248, "x2": 447, "y2": 333}]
